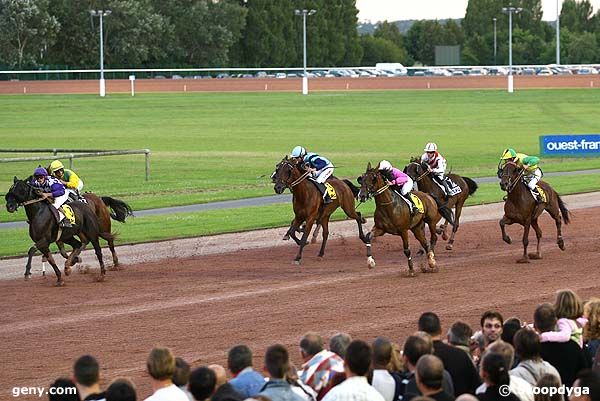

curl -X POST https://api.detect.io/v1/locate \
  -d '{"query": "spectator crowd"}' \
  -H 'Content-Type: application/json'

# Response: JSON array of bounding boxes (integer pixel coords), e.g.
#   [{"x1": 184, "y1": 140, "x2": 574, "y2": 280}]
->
[{"x1": 47, "y1": 290, "x2": 599, "y2": 401}]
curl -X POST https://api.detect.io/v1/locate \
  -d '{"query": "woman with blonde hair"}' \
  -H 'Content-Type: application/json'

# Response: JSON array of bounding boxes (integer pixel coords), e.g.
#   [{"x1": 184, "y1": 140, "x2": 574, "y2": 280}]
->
[
  {"x1": 540, "y1": 290, "x2": 587, "y2": 348},
  {"x1": 583, "y1": 298, "x2": 600, "y2": 365}
]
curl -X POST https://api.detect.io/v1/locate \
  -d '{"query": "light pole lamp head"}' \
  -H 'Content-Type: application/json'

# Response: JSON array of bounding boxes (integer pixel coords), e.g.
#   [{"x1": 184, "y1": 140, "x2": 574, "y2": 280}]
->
[
  {"x1": 294, "y1": 9, "x2": 316, "y2": 16},
  {"x1": 308, "y1": 9, "x2": 316, "y2": 16},
  {"x1": 89, "y1": 9, "x2": 112, "y2": 16}
]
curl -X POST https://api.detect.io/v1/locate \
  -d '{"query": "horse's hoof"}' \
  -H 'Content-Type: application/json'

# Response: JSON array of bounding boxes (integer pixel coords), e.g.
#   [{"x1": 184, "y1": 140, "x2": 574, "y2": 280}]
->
[
  {"x1": 428, "y1": 267, "x2": 440, "y2": 273},
  {"x1": 446, "y1": 244, "x2": 453, "y2": 251},
  {"x1": 516, "y1": 257, "x2": 530, "y2": 264},
  {"x1": 55, "y1": 280, "x2": 65, "y2": 287},
  {"x1": 96, "y1": 275, "x2": 105, "y2": 282},
  {"x1": 503, "y1": 236, "x2": 512, "y2": 244},
  {"x1": 24, "y1": 274, "x2": 31, "y2": 281},
  {"x1": 558, "y1": 239, "x2": 565, "y2": 251},
  {"x1": 442, "y1": 233, "x2": 449, "y2": 241},
  {"x1": 416, "y1": 249, "x2": 425, "y2": 256},
  {"x1": 407, "y1": 270, "x2": 417, "y2": 277},
  {"x1": 64, "y1": 266, "x2": 72, "y2": 276},
  {"x1": 282, "y1": 235, "x2": 290, "y2": 241},
  {"x1": 420, "y1": 266, "x2": 428, "y2": 273},
  {"x1": 436, "y1": 228, "x2": 443, "y2": 235},
  {"x1": 367, "y1": 256, "x2": 376, "y2": 269},
  {"x1": 528, "y1": 253, "x2": 542, "y2": 260},
  {"x1": 293, "y1": 260, "x2": 301, "y2": 265}
]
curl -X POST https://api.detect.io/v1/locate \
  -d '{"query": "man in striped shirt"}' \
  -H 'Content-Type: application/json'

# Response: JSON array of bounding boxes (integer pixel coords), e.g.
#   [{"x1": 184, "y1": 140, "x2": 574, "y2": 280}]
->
[{"x1": 299, "y1": 332, "x2": 345, "y2": 400}]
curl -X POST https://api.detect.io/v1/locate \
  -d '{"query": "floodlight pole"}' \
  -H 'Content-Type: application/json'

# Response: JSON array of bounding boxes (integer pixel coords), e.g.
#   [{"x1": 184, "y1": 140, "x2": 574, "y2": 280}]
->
[
  {"x1": 556, "y1": 0, "x2": 560, "y2": 64},
  {"x1": 90, "y1": 9, "x2": 112, "y2": 97},
  {"x1": 295, "y1": 9, "x2": 316, "y2": 95},
  {"x1": 493, "y1": 18, "x2": 497, "y2": 65},
  {"x1": 502, "y1": 6, "x2": 522, "y2": 93}
]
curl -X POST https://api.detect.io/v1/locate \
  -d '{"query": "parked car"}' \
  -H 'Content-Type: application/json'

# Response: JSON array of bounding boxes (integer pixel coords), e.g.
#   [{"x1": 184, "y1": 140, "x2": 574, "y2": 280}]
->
[{"x1": 275, "y1": 72, "x2": 286, "y2": 79}]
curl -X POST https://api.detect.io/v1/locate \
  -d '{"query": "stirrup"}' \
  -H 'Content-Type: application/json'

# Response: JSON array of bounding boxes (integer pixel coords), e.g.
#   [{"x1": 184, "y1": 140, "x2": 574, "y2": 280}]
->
[{"x1": 60, "y1": 219, "x2": 72, "y2": 228}]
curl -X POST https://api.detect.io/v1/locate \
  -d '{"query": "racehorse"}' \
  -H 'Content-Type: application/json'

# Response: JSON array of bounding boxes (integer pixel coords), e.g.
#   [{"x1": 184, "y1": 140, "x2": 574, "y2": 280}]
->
[
  {"x1": 498, "y1": 161, "x2": 570, "y2": 263},
  {"x1": 357, "y1": 162, "x2": 455, "y2": 276},
  {"x1": 5, "y1": 177, "x2": 113, "y2": 285},
  {"x1": 35, "y1": 193, "x2": 133, "y2": 273},
  {"x1": 272, "y1": 156, "x2": 367, "y2": 264},
  {"x1": 404, "y1": 157, "x2": 478, "y2": 250}
]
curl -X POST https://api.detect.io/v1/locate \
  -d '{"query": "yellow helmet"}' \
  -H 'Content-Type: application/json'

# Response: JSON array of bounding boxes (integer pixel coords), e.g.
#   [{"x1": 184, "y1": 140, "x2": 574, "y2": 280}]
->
[
  {"x1": 49, "y1": 160, "x2": 64, "y2": 173},
  {"x1": 501, "y1": 148, "x2": 516, "y2": 160}
]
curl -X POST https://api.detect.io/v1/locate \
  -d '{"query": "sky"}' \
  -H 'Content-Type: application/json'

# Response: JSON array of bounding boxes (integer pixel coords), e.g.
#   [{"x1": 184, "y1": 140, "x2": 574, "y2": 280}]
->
[{"x1": 356, "y1": 0, "x2": 600, "y2": 22}]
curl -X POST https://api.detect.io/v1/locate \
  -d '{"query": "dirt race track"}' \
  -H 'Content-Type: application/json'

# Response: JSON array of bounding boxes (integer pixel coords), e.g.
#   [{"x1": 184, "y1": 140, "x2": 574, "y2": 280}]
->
[{"x1": 1, "y1": 199, "x2": 599, "y2": 399}]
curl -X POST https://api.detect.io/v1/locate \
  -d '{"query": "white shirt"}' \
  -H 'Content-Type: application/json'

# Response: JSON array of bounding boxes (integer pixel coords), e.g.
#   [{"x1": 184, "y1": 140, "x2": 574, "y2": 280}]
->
[
  {"x1": 372, "y1": 370, "x2": 396, "y2": 401},
  {"x1": 144, "y1": 384, "x2": 189, "y2": 401},
  {"x1": 476, "y1": 375, "x2": 534, "y2": 401},
  {"x1": 322, "y1": 376, "x2": 386, "y2": 401}
]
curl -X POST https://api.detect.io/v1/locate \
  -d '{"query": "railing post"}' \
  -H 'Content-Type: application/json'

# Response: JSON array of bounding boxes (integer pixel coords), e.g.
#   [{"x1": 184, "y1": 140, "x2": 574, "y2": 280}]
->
[
  {"x1": 145, "y1": 149, "x2": 151, "y2": 181},
  {"x1": 69, "y1": 154, "x2": 74, "y2": 169}
]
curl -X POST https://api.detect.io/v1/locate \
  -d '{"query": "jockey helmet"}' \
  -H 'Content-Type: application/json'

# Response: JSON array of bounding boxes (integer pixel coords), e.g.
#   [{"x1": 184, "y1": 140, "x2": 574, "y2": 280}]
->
[
  {"x1": 291, "y1": 146, "x2": 307, "y2": 158},
  {"x1": 424, "y1": 142, "x2": 438, "y2": 152},
  {"x1": 33, "y1": 167, "x2": 48, "y2": 177},
  {"x1": 501, "y1": 148, "x2": 517, "y2": 160},
  {"x1": 49, "y1": 160, "x2": 64, "y2": 173},
  {"x1": 378, "y1": 160, "x2": 393, "y2": 171}
]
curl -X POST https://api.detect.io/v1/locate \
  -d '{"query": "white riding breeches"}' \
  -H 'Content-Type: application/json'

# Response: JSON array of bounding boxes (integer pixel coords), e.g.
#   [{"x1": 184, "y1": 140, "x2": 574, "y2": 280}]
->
[
  {"x1": 314, "y1": 166, "x2": 333, "y2": 184},
  {"x1": 51, "y1": 193, "x2": 69, "y2": 210},
  {"x1": 401, "y1": 178, "x2": 414, "y2": 195},
  {"x1": 524, "y1": 169, "x2": 542, "y2": 190}
]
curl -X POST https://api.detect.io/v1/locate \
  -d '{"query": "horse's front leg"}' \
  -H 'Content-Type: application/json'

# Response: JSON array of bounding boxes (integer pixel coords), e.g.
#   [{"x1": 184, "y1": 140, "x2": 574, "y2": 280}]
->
[
  {"x1": 293, "y1": 218, "x2": 316, "y2": 265},
  {"x1": 63, "y1": 237, "x2": 83, "y2": 276},
  {"x1": 446, "y1": 203, "x2": 464, "y2": 250},
  {"x1": 399, "y1": 230, "x2": 417, "y2": 277},
  {"x1": 24, "y1": 245, "x2": 37, "y2": 280},
  {"x1": 283, "y1": 218, "x2": 302, "y2": 245},
  {"x1": 517, "y1": 222, "x2": 531, "y2": 264},
  {"x1": 365, "y1": 227, "x2": 386, "y2": 269},
  {"x1": 499, "y1": 215, "x2": 514, "y2": 244},
  {"x1": 311, "y1": 222, "x2": 321, "y2": 244},
  {"x1": 317, "y1": 218, "x2": 329, "y2": 257},
  {"x1": 36, "y1": 241, "x2": 63, "y2": 286},
  {"x1": 529, "y1": 218, "x2": 543, "y2": 259}
]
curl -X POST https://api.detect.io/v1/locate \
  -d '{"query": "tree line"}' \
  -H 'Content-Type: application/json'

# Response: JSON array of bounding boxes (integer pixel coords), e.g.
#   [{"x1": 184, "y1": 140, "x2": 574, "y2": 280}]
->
[{"x1": 0, "y1": 0, "x2": 599, "y2": 71}]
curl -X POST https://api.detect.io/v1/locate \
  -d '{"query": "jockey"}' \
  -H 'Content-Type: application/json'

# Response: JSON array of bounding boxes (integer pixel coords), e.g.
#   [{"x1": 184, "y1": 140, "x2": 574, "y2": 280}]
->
[
  {"x1": 49, "y1": 160, "x2": 84, "y2": 201},
  {"x1": 500, "y1": 148, "x2": 543, "y2": 203},
  {"x1": 420, "y1": 142, "x2": 450, "y2": 198},
  {"x1": 30, "y1": 167, "x2": 72, "y2": 228},
  {"x1": 378, "y1": 160, "x2": 418, "y2": 215},
  {"x1": 303, "y1": 151, "x2": 334, "y2": 204},
  {"x1": 290, "y1": 145, "x2": 307, "y2": 161}
]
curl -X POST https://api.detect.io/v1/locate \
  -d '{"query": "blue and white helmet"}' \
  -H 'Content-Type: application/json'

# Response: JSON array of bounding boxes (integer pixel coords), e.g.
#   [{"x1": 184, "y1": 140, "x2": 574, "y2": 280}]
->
[{"x1": 291, "y1": 146, "x2": 307, "y2": 158}]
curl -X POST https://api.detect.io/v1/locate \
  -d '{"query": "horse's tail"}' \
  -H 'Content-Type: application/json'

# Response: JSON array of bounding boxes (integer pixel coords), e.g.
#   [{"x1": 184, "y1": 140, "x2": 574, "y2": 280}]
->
[
  {"x1": 432, "y1": 196, "x2": 455, "y2": 226},
  {"x1": 463, "y1": 176, "x2": 478, "y2": 195},
  {"x1": 557, "y1": 193, "x2": 570, "y2": 225},
  {"x1": 342, "y1": 179, "x2": 360, "y2": 199},
  {"x1": 101, "y1": 196, "x2": 134, "y2": 223}
]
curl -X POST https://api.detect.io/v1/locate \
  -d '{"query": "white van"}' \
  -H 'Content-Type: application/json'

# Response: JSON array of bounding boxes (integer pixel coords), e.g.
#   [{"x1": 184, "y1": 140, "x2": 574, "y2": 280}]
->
[{"x1": 375, "y1": 63, "x2": 408, "y2": 76}]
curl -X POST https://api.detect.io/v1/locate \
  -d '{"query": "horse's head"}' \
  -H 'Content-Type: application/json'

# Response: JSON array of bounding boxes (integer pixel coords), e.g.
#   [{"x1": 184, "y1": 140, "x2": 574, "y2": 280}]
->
[
  {"x1": 272, "y1": 156, "x2": 304, "y2": 194},
  {"x1": 404, "y1": 157, "x2": 427, "y2": 181},
  {"x1": 5, "y1": 176, "x2": 35, "y2": 213},
  {"x1": 499, "y1": 161, "x2": 522, "y2": 192},
  {"x1": 357, "y1": 162, "x2": 386, "y2": 202}
]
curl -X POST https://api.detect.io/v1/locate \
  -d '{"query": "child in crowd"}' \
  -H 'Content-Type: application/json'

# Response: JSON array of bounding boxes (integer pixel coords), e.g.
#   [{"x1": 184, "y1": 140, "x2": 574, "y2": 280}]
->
[{"x1": 540, "y1": 290, "x2": 587, "y2": 348}]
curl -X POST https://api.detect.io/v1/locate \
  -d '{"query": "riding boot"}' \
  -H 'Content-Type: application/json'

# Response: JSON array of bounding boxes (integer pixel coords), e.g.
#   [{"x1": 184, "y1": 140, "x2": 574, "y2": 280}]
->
[
  {"x1": 60, "y1": 218, "x2": 72, "y2": 228},
  {"x1": 316, "y1": 182, "x2": 332, "y2": 204},
  {"x1": 403, "y1": 194, "x2": 418, "y2": 215},
  {"x1": 442, "y1": 179, "x2": 452, "y2": 200},
  {"x1": 531, "y1": 187, "x2": 543, "y2": 204}
]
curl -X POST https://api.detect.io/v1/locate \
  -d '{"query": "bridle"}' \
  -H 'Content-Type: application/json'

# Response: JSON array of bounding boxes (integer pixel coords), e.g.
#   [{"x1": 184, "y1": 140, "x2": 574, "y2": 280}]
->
[
  {"x1": 361, "y1": 171, "x2": 393, "y2": 205},
  {"x1": 407, "y1": 161, "x2": 430, "y2": 182},
  {"x1": 274, "y1": 160, "x2": 311, "y2": 191},
  {"x1": 6, "y1": 180, "x2": 46, "y2": 209},
  {"x1": 500, "y1": 161, "x2": 525, "y2": 194}
]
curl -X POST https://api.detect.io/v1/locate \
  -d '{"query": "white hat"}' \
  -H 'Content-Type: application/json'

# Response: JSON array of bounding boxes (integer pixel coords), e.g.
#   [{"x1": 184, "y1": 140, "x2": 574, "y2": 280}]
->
[{"x1": 424, "y1": 142, "x2": 438, "y2": 152}]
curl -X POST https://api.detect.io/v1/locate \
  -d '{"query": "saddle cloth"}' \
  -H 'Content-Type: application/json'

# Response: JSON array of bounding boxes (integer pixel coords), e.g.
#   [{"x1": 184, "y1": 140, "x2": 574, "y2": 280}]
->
[
  {"x1": 324, "y1": 182, "x2": 337, "y2": 200},
  {"x1": 60, "y1": 204, "x2": 76, "y2": 224},
  {"x1": 433, "y1": 177, "x2": 462, "y2": 196},
  {"x1": 535, "y1": 185, "x2": 547, "y2": 203},
  {"x1": 409, "y1": 193, "x2": 425, "y2": 214}
]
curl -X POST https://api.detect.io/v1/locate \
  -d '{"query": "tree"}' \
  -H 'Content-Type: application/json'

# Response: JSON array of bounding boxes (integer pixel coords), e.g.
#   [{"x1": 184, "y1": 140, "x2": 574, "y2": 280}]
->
[
  {"x1": 359, "y1": 35, "x2": 409, "y2": 66},
  {"x1": 560, "y1": 0, "x2": 594, "y2": 33},
  {"x1": 405, "y1": 20, "x2": 446, "y2": 65},
  {"x1": 374, "y1": 20, "x2": 404, "y2": 48},
  {"x1": 0, "y1": 0, "x2": 59, "y2": 68},
  {"x1": 565, "y1": 31, "x2": 597, "y2": 63}
]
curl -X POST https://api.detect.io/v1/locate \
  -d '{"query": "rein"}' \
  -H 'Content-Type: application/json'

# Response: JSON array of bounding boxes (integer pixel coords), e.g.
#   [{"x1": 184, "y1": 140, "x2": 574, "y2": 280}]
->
[
  {"x1": 371, "y1": 183, "x2": 394, "y2": 206},
  {"x1": 409, "y1": 162, "x2": 430, "y2": 182},
  {"x1": 290, "y1": 170, "x2": 311, "y2": 188},
  {"x1": 504, "y1": 164, "x2": 525, "y2": 194},
  {"x1": 19, "y1": 197, "x2": 46, "y2": 206}
]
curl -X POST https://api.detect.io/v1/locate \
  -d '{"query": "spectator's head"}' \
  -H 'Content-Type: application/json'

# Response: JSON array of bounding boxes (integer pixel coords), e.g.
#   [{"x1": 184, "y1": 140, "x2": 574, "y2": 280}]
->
[
  {"x1": 344, "y1": 340, "x2": 372, "y2": 377},
  {"x1": 415, "y1": 355, "x2": 444, "y2": 393},
  {"x1": 388, "y1": 342, "x2": 404, "y2": 373},
  {"x1": 486, "y1": 340, "x2": 516, "y2": 372},
  {"x1": 299, "y1": 332, "x2": 324, "y2": 360},
  {"x1": 513, "y1": 328, "x2": 541, "y2": 362},
  {"x1": 481, "y1": 311, "x2": 504, "y2": 344},
  {"x1": 418, "y1": 312, "x2": 442, "y2": 336},
  {"x1": 583, "y1": 298, "x2": 600, "y2": 342},
  {"x1": 73, "y1": 355, "x2": 100, "y2": 387},
  {"x1": 534, "y1": 303, "x2": 558, "y2": 334},
  {"x1": 48, "y1": 378, "x2": 78, "y2": 401},
  {"x1": 188, "y1": 367, "x2": 216, "y2": 401},
  {"x1": 554, "y1": 289, "x2": 583, "y2": 320},
  {"x1": 480, "y1": 352, "x2": 510, "y2": 387},
  {"x1": 227, "y1": 344, "x2": 253, "y2": 375},
  {"x1": 572, "y1": 369, "x2": 600, "y2": 401},
  {"x1": 208, "y1": 364, "x2": 227, "y2": 388},
  {"x1": 447, "y1": 321, "x2": 473, "y2": 347},
  {"x1": 372, "y1": 337, "x2": 393, "y2": 369},
  {"x1": 329, "y1": 332, "x2": 352, "y2": 359},
  {"x1": 172, "y1": 357, "x2": 191, "y2": 387},
  {"x1": 146, "y1": 347, "x2": 176, "y2": 381},
  {"x1": 105, "y1": 378, "x2": 136, "y2": 401},
  {"x1": 501, "y1": 317, "x2": 522, "y2": 345},
  {"x1": 263, "y1": 344, "x2": 290, "y2": 379},
  {"x1": 455, "y1": 395, "x2": 479, "y2": 401},
  {"x1": 403, "y1": 332, "x2": 433, "y2": 369},
  {"x1": 534, "y1": 374, "x2": 561, "y2": 401}
]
